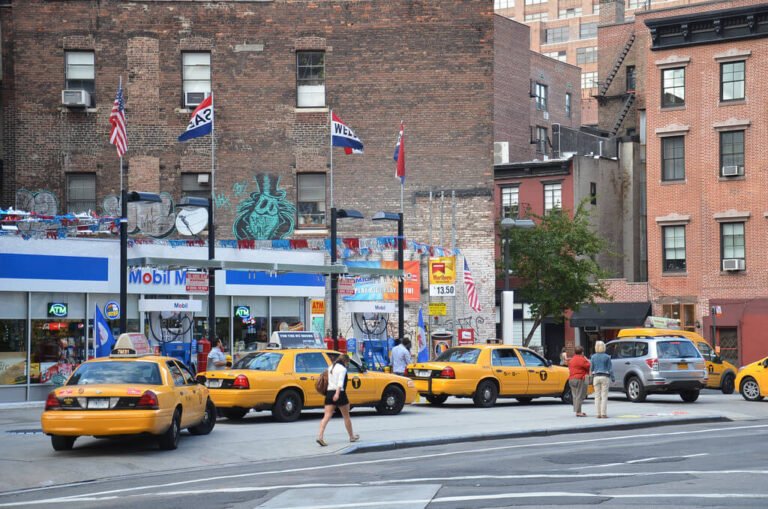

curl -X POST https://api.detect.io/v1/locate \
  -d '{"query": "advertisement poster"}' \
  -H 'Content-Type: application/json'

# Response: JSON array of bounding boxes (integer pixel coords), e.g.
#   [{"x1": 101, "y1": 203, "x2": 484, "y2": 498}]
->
[
  {"x1": 344, "y1": 261, "x2": 420, "y2": 302},
  {"x1": 429, "y1": 256, "x2": 456, "y2": 284}
]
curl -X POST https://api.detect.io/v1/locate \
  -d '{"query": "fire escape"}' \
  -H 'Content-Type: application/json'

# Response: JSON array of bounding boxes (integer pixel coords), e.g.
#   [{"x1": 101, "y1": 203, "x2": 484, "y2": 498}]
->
[{"x1": 597, "y1": 32, "x2": 636, "y2": 136}]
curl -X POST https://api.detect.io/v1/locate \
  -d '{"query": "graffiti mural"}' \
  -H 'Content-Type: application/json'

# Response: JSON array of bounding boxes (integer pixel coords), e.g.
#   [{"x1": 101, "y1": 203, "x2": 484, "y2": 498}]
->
[
  {"x1": 15, "y1": 189, "x2": 59, "y2": 216},
  {"x1": 233, "y1": 174, "x2": 296, "y2": 240}
]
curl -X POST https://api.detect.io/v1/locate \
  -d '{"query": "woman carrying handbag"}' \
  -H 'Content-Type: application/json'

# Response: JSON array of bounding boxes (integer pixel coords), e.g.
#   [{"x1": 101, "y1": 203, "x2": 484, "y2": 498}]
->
[{"x1": 316, "y1": 354, "x2": 359, "y2": 446}]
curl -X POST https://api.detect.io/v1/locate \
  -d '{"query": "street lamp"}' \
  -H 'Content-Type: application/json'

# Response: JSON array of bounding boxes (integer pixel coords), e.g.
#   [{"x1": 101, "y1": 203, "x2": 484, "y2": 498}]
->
[
  {"x1": 500, "y1": 218, "x2": 535, "y2": 343},
  {"x1": 372, "y1": 211, "x2": 404, "y2": 344},
  {"x1": 120, "y1": 190, "x2": 162, "y2": 334},
  {"x1": 176, "y1": 196, "x2": 215, "y2": 344},
  {"x1": 330, "y1": 207, "x2": 363, "y2": 350}
]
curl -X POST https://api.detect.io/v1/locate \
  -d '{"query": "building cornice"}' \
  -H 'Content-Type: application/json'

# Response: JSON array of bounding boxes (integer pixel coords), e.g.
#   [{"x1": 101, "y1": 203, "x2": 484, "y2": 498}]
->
[{"x1": 714, "y1": 209, "x2": 751, "y2": 222}]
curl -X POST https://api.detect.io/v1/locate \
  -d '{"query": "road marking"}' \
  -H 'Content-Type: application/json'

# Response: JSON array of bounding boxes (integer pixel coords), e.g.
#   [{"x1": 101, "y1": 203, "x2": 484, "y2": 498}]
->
[
  {"x1": 2, "y1": 423, "x2": 766, "y2": 505},
  {"x1": 568, "y1": 452, "x2": 709, "y2": 469}
]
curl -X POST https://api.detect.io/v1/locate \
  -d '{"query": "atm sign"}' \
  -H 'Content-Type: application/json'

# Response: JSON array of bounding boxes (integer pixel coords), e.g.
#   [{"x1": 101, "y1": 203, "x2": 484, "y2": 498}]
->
[
  {"x1": 234, "y1": 306, "x2": 251, "y2": 320},
  {"x1": 48, "y1": 302, "x2": 68, "y2": 318}
]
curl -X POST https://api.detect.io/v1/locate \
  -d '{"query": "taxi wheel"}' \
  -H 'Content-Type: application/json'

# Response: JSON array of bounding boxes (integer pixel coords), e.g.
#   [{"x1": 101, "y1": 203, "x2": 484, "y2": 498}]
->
[
  {"x1": 625, "y1": 376, "x2": 647, "y2": 403},
  {"x1": 273, "y1": 389, "x2": 303, "y2": 422},
  {"x1": 740, "y1": 377, "x2": 764, "y2": 402},
  {"x1": 189, "y1": 399, "x2": 216, "y2": 436},
  {"x1": 222, "y1": 408, "x2": 249, "y2": 420},
  {"x1": 473, "y1": 380, "x2": 498, "y2": 408},
  {"x1": 561, "y1": 384, "x2": 573, "y2": 405},
  {"x1": 158, "y1": 409, "x2": 181, "y2": 450},
  {"x1": 425, "y1": 395, "x2": 449, "y2": 405},
  {"x1": 721, "y1": 374, "x2": 735, "y2": 395},
  {"x1": 51, "y1": 435, "x2": 76, "y2": 451},
  {"x1": 376, "y1": 385, "x2": 405, "y2": 415}
]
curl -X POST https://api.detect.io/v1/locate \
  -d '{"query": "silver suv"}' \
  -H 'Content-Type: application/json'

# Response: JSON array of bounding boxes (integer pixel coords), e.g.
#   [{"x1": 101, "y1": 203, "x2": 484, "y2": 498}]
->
[{"x1": 605, "y1": 335, "x2": 708, "y2": 403}]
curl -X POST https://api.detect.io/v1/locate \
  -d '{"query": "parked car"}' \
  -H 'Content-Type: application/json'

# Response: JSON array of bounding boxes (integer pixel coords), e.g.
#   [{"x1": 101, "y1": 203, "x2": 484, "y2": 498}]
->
[
  {"x1": 617, "y1": 328, "x2": 737, "y2": 394},
  {"x1": 606, "y1": 331, "x2": 707, "y2": 403},
  {"x1": 734, "y1": 356, "x2": 768, "y2": 402}
]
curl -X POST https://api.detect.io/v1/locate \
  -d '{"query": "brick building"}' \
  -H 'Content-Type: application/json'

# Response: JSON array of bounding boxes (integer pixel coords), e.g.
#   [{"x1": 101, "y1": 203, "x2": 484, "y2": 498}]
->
[{"x1": 0, "y1": 1, "x2": 497, "y2": 342}]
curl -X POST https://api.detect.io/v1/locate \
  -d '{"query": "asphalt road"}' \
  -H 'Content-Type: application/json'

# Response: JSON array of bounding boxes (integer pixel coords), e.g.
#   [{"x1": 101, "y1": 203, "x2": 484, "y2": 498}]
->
[{"x1": 2, "y1": 419, "x2": 767, "y2": 508}]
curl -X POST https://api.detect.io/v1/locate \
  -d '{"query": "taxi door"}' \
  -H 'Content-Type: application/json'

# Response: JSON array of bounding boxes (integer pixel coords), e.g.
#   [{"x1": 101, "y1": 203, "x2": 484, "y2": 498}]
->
[
  {"x1": 697, "y1": 341, "x2": 722, "y2": 387},
  {"x1": 345, "y1": 359, "x2": 378, "y2": 404},
  {"x1": 491, "y1": 348, "x2": 528, "y2": 396},
  {"x1": 166, "y1": 360, "x2": 199, "y2": 427},
  {"x1": 176, "y1": 361, "x2": 205, "y2": 422},
  {"x1": 293, "y1": 352, "x2": 329, "y2": 407},
  {"x1": 517, "y1": 349, "x2": 562, "y2": 395}
]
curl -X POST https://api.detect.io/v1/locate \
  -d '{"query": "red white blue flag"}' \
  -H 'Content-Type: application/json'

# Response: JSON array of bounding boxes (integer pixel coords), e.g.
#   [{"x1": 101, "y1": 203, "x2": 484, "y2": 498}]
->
[
  {"x1": 331, "y1": 112, "x2": 364, "y2": 154},
  {"x1": 464, "y1": 258, "x2": 481, "y2": 312},
  {"x1": 393, "y1": 121, "x2": 405, "y2": 184},
  {"x1": 178, "y1": 95, "x2": 213, "y2": 142},
  {"x1": 109, "y1": 83, "x2": 127, "y2": 157}
]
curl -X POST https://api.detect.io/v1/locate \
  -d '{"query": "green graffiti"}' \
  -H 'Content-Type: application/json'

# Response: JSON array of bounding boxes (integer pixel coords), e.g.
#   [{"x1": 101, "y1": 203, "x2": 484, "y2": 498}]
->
[
  {"x1": 233, "y1": 174, "x2": 296, "y2": 240},
  {"x1": 232, "y1": 181, "x2": 249, "y2": 198},
  {"x1": 214, "y1": 193, "x2": 232, "y2": 211}
]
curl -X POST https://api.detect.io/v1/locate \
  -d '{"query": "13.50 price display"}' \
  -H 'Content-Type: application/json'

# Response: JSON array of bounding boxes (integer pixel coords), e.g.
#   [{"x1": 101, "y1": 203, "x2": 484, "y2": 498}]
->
[{"x1": 430, "y1": 284, "x2": 456, "y2": 297}]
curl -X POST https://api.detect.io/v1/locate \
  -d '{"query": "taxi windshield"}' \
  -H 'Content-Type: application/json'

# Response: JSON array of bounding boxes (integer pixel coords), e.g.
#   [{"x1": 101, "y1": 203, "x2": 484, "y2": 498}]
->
[
  {"x1": 434, "y1": 348, "x2": 481, "y2": 364},
  {"x1": 233, "y1": 352, "x2": 283, "y2": 371},
  {"x1": 67, "y1": 361, "x2": 162, "y2": 385}
]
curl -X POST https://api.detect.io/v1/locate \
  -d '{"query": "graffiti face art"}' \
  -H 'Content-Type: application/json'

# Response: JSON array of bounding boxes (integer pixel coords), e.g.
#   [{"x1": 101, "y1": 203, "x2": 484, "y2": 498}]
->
[{"x1": 233, "y1": 174, "x2": 296, "y2": 240}]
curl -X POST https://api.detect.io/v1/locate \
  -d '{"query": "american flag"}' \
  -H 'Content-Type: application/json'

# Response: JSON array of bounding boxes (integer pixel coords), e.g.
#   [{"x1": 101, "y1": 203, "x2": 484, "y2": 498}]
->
[
  {"x1": 463, "y1": 258, "x2": 481, "y2": 312},
  {"x1": 109, "y1": 83, "x2": 127, "y2": 157}
]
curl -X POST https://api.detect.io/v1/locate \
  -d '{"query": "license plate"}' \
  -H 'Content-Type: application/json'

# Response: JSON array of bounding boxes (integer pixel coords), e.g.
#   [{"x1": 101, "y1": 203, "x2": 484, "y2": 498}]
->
[
  {"x1": 677, "y1": 363, "x2": 688, "y2": 369},
  {"x1": 415, "y1": 370, "x2": 431, "y2": 378},
  {"x1": 88, "y1": 398, "x2": 110, "y2": 409},
  {"x1": 207, "y1": 379, "x2": 222, "y2": 388}
]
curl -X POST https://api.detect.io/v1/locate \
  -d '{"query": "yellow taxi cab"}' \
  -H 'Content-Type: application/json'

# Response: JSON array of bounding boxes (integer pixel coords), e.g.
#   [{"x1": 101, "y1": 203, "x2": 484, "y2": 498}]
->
[
  {"x1": 41, "y1": 333, "x2": 216, "y2": 452},
  {"x1": 405, "y1": 344, "x2": 575, "y2": 407},
  {"x1": 734, "y1": 356, "x2": 768, "y2": 401},
  {"x1": 617, "y1": 328, "x2": 738, "y2": 394},
  {"x1": 198, "y1": 348, "x2": 418, "y2": 421}
]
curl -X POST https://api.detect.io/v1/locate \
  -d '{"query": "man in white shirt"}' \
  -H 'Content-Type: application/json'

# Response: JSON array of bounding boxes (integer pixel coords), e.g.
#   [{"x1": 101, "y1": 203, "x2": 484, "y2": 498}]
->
[
  {"x1": 206, "y1": 338, "x2": 227, "y2": 371},
  {"x1": 391, "y1": 338, "x2": 412, "y2": 376}
]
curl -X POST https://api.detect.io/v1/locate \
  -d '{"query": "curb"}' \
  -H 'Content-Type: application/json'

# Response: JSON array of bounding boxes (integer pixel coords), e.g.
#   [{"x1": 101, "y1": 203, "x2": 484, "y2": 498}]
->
[
  {"x1": 0, "y1": 401, "x2": 44, "y2": 410},
  {"x1": 342, "y1": 415, "x2": 731, "y2": 454}
]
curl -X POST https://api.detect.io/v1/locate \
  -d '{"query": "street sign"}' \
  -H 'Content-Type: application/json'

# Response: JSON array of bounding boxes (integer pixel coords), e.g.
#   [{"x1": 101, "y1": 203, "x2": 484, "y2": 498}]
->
[
  {"x1": 338, "y1": 277, "x2": 356, "y2": 296},
  {"x1": 428, "y1": 302, "x2": 447, "y2": 316},
  {"x1": 430, "y1": 284, "x2": 456, "y2": 297},
  {"x1": 185, "y1": 271, "x2": 209, "y2": 293}
]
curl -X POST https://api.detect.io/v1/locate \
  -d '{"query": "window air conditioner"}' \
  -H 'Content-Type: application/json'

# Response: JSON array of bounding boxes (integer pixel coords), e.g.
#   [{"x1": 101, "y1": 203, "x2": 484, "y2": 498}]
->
[
  {"x1": 722, "y1": 258, "x2": 745, "y2": 271},
  {"x1": 185, "y1": 91, "x2": 209, "y2": 108},
  {"x1": 61, "y1": 89, "x2": 91, "y2": 108},
  {"x1": 493, "y1": 141, "x2": 510, "y2": 165},
  {"x1": 543, "y1": 111, "x2": 550, "y2": 120},
  {"x1": 582, "y1": 326, "x2": 599, "y2": 333},
  {"x1": 197, "y1": 174, "x2": 210, "y2": 185},
  {"x1": 721, "y1": 165, "x2": 743, "y2": 177}
]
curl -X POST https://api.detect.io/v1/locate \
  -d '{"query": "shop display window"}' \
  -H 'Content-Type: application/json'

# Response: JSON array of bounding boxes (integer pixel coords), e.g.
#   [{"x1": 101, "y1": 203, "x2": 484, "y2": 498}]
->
[
  {"x1": 31, "y1": 320, "x2": 86, "y2": 385},
  {"x1": 234, "y1": 316, "x2": 268, "y2": 362},
  {"x1": 0, "y1": 320, "x2": 27, "y2": 385}
]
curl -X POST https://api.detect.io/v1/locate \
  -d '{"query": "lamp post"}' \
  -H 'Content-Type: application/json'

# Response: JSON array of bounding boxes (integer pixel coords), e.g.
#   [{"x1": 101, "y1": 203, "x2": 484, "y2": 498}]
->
[
  {"x1": 120, "y1": 191, "x2": 162, "y2": 334},
  {"x1": 373, "y1": 212, "x2": 404, "y2": 343},
  {"x1": 176, "y1": 196, "x2": 215, "y2": 344},
  {"x1": 500, "y1": 218, "x2": 535, "y2": 343},
  {"x1": 330, "y1": 207, "x2": 363, "y2": 350}
]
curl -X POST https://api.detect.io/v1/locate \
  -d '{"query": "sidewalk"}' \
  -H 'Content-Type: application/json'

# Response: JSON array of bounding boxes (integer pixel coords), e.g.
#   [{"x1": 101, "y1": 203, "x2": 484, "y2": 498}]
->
[{"x1": 1, "y1": 391, "x2": 765, "y2": 492}]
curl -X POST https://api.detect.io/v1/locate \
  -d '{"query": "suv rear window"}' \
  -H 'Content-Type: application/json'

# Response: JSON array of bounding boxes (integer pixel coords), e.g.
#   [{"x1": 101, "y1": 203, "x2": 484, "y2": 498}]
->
[{"x1": 657, "y1": 340, "x2": 701, "y2": 359}]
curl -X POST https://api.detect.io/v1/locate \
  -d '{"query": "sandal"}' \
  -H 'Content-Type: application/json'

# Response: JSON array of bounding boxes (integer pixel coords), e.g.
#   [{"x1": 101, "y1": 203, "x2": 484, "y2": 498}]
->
[
  {"x1": 316, "y1": 438, "x2": 328, "y2": 447},
  {"x1": 349, "y1": 434, "x2": 360, "y2": 443},
  {"x1": 577, "y1": 413, "x2": 587, "y2": 417}
]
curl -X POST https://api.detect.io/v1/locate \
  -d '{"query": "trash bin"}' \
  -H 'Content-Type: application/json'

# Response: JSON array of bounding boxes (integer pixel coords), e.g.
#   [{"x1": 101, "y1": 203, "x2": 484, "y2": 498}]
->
[{"x1": 430, "y1": 331, "x2": 452, "y2": 359}]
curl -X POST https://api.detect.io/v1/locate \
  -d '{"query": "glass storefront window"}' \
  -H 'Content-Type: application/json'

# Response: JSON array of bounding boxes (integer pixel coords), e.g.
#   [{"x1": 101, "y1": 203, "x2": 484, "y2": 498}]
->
[
  {"x1": 0, "y1": 320, "x2": 27, "y2": 385},
  {"x1": 31, "y1": 320, "x2": 86, "y2": 385},
  {"x1": 271, "y1": 297, "x2": 304, "y2": 335}
]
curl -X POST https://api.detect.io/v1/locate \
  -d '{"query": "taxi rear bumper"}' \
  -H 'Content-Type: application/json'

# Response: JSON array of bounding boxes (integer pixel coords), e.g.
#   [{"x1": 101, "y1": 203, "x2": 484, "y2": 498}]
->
[
  {"x1": 41, "y1": 409, "x2": 173, "y2": 437},
  {"x1": 413, "y1": 378, "x2": 472, "y2": 397},
  {"x1": 207, "y1": 389, "x2": 269, "y2": 409}
]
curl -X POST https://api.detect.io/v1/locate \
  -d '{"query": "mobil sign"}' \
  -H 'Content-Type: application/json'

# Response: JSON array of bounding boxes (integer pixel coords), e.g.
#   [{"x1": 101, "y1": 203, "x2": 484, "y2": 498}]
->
[{"x1": 128, "y1": 268, "x2": 192, "y2": 294}]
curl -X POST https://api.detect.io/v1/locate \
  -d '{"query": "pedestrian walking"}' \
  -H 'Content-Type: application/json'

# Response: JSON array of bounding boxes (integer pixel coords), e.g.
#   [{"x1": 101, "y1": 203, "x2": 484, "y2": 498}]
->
[
  {"x1": 590, "y1": 340, "x2": 615, "y2": 419},
  {"x1": 206, "y1": 338, "x2": 227, "y2": 371},
  {"x1": 560, "y1": 347, "x2": 569, "y2": 366},
  {"x1": 316, "y1": 354, "x2": 359, "y2": 446},
  {"x1": 391, "y1": 338, "x2": 413, "y2": 376},
  {"x1": 568, "y1": 346, "x2": 590, "y2": 417}
]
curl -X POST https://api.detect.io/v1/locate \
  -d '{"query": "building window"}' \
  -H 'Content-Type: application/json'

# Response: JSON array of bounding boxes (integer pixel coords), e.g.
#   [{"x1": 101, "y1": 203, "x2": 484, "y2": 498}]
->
[
  {"x1": 581, "y1": 71, "x2": 598, "y2": 90},
  {"x1": 576, "y1": 47, "x2": 598, "y2": 64},
  {"x1": 627, "y1": 0, "x2": 646, "y2": 8},
  {"x1": 536, "y1": 126, "x2": 548, "y2": 154},
  {"x1": 544, "y1": 51, "x2": 567, "y2": 62},
  {"x1": 580, "y1": 22, "x2": 597, "y2": 39},
  {"x1": 65, "y1": 51, "x2": 95, "y2": 103},
  {"x1": 297, "y1": 173, "x2": 326, "y2": 227},
  {"x1": 721, "y1": 61, "x2": 745, "y2": 101},
  {"x1": 559, "y1": 8, "x2": 582, "y2": 18},
  {"x1": 544, "y1": 183, "x2": 562, "y2": 213},
  {"x1": 661, "y1": 303, "x2": 695, "y2": 332},
  {"x1": 720, "y1": 130, "x2": 744, "y2": 175},
  {"x1": 182, "y1": 52, "x2": 211, "y2": 108},
  {"x1": 296, "y1": 51, "x2": 325, "y2": 108},
  {"x1": 534, "y1": 83, "x2": 548, "y2": 111},
  {"x1": 501, "y1": 186, "x2": 519, "y2": 219},
  {"x1": 589, "y1": 182, "x2": 597, "y2": 205},
  {"x1": 565, "y1": 93, "x2": 572, "y2": 118},
  {"x1": 545, "y1": 27, "x2": 569, "y2": 44},
  {"x1": 662, "y1": 225, "x2": 686, "y2": 272},
  {"x1": 525, "y1": 13, "x2": 548, "y2": 21},
  {"x1": 181, "y1": 173, "x2": 211, "y2": 199},
  {"x1": 495, "y1": 0, "x2": 515, "y2": 8},
  {"x1": 626, "y1": 65, "x2": 636, "y2": 92},
  {"x1": 661, "y1": 136, "x2": 685, "y2": 181},
  {"x1": 593, "y1": 2, "x2": 600, "y2": 15},
  {"x1": 721, "y1": 222, "x2": 745, "y2": 264},
  {"x1": 662, "y1": 67, "x2": 685, "y2": 107},
  {"x1": 525, "y1": 0, "x2": 545, "y2": 5},
  {"x1": 66, "y1": 173, "x2": 96, "y2": 214}
]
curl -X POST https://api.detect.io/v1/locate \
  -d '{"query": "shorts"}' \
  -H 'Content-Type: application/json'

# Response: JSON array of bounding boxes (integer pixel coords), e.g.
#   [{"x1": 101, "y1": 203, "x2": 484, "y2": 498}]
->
[{"x1": 325, "y1": 390, "x2": 349, "y2": 406}]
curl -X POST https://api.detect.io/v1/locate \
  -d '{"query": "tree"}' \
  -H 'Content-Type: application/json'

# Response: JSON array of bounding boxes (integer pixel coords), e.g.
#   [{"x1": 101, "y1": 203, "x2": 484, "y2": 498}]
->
[{"x1": 502, "y1": 202, "x2": 610, "y2": 347}]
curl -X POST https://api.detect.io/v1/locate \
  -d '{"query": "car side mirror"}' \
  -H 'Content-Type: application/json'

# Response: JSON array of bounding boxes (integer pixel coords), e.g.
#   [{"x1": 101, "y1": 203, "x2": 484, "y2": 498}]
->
[
  {"x1": 713, "y1": 355, "x2": 722, "y2": 364},
  {"x1": 546, "y1": 359, "x2": 552, "y2": 367}
]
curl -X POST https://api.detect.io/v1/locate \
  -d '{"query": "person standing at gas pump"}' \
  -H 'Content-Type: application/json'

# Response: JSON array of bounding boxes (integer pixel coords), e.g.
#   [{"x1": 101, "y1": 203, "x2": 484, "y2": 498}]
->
[{"x1": 207, "y1": 338, "x2": 227, "y2": 371}]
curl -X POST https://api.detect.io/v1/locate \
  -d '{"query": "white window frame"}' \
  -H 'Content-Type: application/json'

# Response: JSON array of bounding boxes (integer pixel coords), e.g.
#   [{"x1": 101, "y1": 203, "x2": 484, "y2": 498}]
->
[
  {"x1": 297, "y1": 173, "x2": 327, "y2": 228},
  {"x1": 65, "y1": 51, "x2": 95, "y2": 96},
  {"x1": 183, "y1": 52, "x2": 211, "y2": 105},
  {"x1": 544, "y1": 182, "x2": 562, "y2": 213},
  {"x1": 297, "y1": 51, "x2": 325, "y2": 108}
]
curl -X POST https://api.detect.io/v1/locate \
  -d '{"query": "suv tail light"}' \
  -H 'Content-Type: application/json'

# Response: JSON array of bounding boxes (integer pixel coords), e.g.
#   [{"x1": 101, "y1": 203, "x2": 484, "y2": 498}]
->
[
  {"x1": 45, "y1": 393, "x2": 60, "y2": 410},
  {"x1": 645, "y1": 358, "x2": 659, "y2": 371},
  {"x1": 233, "y1": 375, "x2": 250, "y2": 389},
  {"x1": 136, "y1": 390, "x2": 159, "y2": 409},
  {"x1": 438, "y1": 366, "x2": 456, "y2": 379}
]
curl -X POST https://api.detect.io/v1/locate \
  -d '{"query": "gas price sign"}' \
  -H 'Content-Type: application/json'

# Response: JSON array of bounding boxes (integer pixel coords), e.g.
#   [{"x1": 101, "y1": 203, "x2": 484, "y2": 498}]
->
[{"x1": 430, "y1": 284, "x2": 456, "y2": 297}]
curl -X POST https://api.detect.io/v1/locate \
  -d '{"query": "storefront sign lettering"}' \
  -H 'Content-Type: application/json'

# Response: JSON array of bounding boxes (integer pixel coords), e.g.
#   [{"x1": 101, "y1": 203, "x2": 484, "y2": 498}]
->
[
  {"x1": 47, "y1": 302, "x2": 68, "y2": 318},
  {"x1": 234, "y1": 306, "x2": 251, "y2": 320},
  {"x1": 129, "y1": 269, "x2": 187, "y2": 286}
]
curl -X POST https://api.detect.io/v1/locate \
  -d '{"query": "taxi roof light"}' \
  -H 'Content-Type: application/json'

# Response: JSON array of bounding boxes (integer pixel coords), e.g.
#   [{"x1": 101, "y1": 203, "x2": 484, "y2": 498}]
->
[
  {"x1": 45, "y1": 393, "x2": 60, "y2": 410},
  {"x1": 136, "y1": 390, "x2": 159, "y2": 410},
  {"x1": 111, "y1": 333, "x2": 152, "y2": 358}
]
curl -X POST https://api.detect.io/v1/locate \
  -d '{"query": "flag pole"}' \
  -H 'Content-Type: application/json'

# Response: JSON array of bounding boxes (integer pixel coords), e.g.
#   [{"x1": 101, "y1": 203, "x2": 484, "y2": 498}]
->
[
  {"x1": 208, "y1": 91, "x2": 217, "y2": 347},
  {"x1": 329, "y1": 109, "x2": 334, "y2": 209},
  {"x1": 400, "y1": 119, "x2": 404, "y2": 214},
  {"x1": 119, "y1": 76, "x2": 124, "y2": 195}
]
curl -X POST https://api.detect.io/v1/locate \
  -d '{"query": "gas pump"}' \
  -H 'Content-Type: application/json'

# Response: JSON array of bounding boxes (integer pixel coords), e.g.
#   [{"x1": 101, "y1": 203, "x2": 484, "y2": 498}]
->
[
  {"x1": 351, "y1": 312, "x2": 390, "y2": 371},
  {"x1": 138, "y1": 299, "x2": 203, "y2": 373}
]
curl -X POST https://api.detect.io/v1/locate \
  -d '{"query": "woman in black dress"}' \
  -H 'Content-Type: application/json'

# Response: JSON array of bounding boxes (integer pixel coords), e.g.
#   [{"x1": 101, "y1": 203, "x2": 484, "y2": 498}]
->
[{"x1": 316, "y1": 354, "x2": 359, "y2": 446}]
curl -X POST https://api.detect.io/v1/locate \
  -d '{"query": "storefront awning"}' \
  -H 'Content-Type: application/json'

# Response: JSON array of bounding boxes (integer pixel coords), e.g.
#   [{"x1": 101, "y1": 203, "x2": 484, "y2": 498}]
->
[{"x1": 570, "y1": 302, "x2": 652, "y2": 328}]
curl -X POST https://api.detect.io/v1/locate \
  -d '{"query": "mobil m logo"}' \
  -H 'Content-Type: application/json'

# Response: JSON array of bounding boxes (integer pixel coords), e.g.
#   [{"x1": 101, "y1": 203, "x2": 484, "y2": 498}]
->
[{"x1": 129, "y1": 269, "x2": 187, "y2": 286}]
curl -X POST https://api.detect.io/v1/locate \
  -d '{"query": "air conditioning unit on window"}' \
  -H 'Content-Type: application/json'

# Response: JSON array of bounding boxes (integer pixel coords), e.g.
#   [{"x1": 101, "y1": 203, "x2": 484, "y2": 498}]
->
[
  {"x1": 582, "y1": 326, "x2": 599, "y2": 333},
  {"x1": 61, "y1": 89, "x2": 91, "y2": 108},
  {"x1": 185, "y1": 91, "x2": 209, "y2": 108},
  {"x1": 722, "y1": 258, "x2": 745, "y2": 271},
  {"x1": 197, "y1": 174, "x2": 210, "y2": 185},
  {"x1": 493, "y1": 142, "x2": 510, "y2": 165},
  {"x1": 543, "y1": 111, "x2": 550, "y2": 120},
  {"x1": 721, "y1": 165, "x2": 744, "y2": 177}
]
